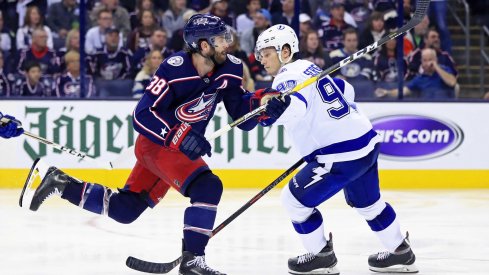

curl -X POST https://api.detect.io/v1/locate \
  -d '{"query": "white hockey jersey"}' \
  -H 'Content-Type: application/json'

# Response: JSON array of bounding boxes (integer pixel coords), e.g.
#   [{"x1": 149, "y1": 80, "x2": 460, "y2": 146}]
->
[{"x1": 272, "y1": 60, "x2": 381, "y2": 163}]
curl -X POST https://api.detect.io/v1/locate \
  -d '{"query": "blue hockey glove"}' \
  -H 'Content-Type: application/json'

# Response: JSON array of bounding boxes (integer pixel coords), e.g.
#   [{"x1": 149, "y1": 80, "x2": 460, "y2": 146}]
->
[
  {"x1": 264, "y1": 95, "x2": 291, "y2": 120},
  {"x1": 164, "y1": 122, "x2": 212, "y2": 160},
  {"x1": 249, "y1": 88, "x2": 281, "y2": 126},
  {"x1": 0, "y1": 112, "x2": 24, "y2": 139}
]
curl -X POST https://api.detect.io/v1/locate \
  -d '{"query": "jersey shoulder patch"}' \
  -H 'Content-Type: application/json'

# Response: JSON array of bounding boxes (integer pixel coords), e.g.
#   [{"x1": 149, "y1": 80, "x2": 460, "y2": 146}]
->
[
  {"x1": 167, "y1": 56, "x2": 184, "y2": 66},
  {"x1": 227, "y1": 54, "x2": 242, "y2": 64}
]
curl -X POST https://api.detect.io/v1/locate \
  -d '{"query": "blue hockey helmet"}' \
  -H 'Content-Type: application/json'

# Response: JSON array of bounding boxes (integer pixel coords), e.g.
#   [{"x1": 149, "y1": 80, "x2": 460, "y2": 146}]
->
[{"x1": 183, "y1": 14, "x2": 232, "y2": 52}]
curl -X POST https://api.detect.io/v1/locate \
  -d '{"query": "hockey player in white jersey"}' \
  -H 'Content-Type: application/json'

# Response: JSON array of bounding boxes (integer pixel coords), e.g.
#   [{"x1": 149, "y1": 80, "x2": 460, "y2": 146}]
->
[{"x1": 252, "y1": 24, "x2": 418, "y2": 274}]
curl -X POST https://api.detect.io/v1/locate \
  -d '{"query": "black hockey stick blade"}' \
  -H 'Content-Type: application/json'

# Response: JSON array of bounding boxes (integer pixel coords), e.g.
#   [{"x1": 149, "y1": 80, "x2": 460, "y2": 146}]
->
[
  {"x1": 125, "y1": 159, "x2": 305, "y2": 273},
  {"x1": 126, "y1": 255, "x2": 182, "y2": 274}
]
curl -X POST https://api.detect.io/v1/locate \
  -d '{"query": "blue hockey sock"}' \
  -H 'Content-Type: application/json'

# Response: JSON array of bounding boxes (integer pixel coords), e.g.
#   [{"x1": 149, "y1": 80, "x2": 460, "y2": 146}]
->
[{"x1": 183, "y1": 203, "x2": 217, "y2": 255}]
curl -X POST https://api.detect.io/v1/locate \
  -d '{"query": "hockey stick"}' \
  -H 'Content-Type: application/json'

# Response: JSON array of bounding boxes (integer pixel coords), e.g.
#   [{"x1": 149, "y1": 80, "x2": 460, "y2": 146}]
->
[
  {"x1": 126, "y1": 158, "x2": 306, "y2": 274},
  {"x1": 0, "y1": 117, "x2": 113, "y2": 170},
  {"x1": 205, "y1": 0, "x2": 430, "y2": 141}
]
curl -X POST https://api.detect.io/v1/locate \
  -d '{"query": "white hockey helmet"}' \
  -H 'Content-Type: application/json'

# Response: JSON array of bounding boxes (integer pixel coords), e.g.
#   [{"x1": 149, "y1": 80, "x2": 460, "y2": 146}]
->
[{"x1": 254, "y1": 24, "x2": 299, "y2": 63}]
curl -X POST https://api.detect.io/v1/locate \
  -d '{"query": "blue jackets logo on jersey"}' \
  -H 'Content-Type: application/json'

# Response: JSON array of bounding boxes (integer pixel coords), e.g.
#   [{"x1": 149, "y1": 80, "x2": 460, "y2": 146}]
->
[{"x1": 176, "y1": 92, "x2": 218, "y2": 123}]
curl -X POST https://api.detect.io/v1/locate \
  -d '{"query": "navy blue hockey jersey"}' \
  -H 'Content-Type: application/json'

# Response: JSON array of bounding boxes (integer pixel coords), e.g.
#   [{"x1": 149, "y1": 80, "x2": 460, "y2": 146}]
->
[
  {"x1": 55, "y1": 72, "x2": 95, "y2": 98},
  {"x1": 133, "y1": 51, "x2": 255, "y2": 146}
]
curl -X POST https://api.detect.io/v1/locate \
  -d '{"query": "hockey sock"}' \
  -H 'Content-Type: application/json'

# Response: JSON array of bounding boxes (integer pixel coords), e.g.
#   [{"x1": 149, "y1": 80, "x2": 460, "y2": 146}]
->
[
  {"x1": 183, "y1": 202, "x2": 217, "y2": 255},
  {"x1": 62, "y1": 182, "x2": 147, "y2": 224},
  {"x1": 357, "y1": 200, "x2": 404, "y2": 252},
  {"x1": 62, "y1": 182, "x2": 113, "y2": 214},
  {"x1": 292, "y1": 209, "x2": 328, "y2": 254}
]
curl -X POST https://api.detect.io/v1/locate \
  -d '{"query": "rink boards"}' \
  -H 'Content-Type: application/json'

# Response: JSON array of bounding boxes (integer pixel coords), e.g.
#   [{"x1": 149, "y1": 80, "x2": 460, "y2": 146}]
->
[{"x1": 1, "y1": 100, "x2": 488, "y2": 188}]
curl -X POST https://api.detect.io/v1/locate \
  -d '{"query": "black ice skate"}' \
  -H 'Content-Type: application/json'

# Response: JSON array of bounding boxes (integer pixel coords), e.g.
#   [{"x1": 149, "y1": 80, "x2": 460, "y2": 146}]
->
[
  {"x1": 20, "y1": 158, "x2": 82, "y2": 211},
  {"x1": 368, "y1": 232, "x2": 418, "y2": 273},
  {"x1": 179, "y1": 251, "x2": 226, "y2": 275},
  {"x1": 288, "y1": 233, "x2": 339, "y2": 275}
]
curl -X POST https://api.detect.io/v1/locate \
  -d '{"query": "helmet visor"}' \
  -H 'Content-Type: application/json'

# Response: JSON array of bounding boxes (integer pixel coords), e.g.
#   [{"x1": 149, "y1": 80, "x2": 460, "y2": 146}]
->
[{"x1": 209, "y1": 29, "x2": 233, "y2": 48}]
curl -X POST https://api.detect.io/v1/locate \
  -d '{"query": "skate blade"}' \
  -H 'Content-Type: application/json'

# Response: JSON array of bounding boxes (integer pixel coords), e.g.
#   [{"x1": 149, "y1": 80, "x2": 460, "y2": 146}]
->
[
  {"x1": 369, "y1": 264, "x2": 419, "y2": 273},
  {"x1": 19, "y1": 158, "x2": 50, "y2": 209},
  {"x1": 289, "y1": 266, "x2": 340, "y2": 275}
]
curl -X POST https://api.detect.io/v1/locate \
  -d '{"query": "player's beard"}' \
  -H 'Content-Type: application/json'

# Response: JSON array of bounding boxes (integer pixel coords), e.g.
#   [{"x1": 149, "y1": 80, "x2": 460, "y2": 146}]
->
[{"x1": 211, "y1": 48, "x2": 227, "y2": 65}]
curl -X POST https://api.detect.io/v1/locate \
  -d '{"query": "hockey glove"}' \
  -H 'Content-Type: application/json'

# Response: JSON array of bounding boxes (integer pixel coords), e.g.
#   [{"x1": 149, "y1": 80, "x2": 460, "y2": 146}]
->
[
  {"x1": 0, "y1": 112, "x2": 24, "y2": 139},
  {"x1": 264, "y1": 95, "x2": 291, "y2": 120},
  {"x1": 249, "y1": 88, "x2": 281, "y2": 126},
  {"x1": 164, "y1": 122, "x2": 212, "y2": 160}
]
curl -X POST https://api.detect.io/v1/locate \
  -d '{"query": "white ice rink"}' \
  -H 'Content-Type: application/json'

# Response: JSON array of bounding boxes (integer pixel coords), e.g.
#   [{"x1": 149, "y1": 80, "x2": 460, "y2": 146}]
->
[{"x1": 1, "y1": 188, "x2": 488, "y2": 275}]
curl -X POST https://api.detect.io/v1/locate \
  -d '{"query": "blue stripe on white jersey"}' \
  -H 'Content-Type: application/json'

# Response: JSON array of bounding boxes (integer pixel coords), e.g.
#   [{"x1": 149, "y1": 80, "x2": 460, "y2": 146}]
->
[{"x1": 272, "y1": 59, "x2": 380, "y2": 163}]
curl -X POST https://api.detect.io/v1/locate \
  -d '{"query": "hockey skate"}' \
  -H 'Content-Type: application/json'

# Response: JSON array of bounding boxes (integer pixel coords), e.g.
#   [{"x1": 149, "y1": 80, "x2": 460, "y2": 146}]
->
[
  {"x1": 179, "y1": 251, "x2": 226, "y2": 275},
  {"x1": 368, "y1": 232, "x2": 418, "y2": 273},
  {"x1": 288, "y1": 233, "x2": 339, "y2": 275},
  {"x1": 20, "y1": 158, "x2": 81, "y2": 211}
]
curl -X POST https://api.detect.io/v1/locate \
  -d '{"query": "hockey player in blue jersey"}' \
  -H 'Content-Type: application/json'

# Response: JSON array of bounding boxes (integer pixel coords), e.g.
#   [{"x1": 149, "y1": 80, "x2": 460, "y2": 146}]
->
[
  {"x1": 252, "y1": 25, "x2": 418, "y2": 274},
  {"x1": 0, "y1": 112, "x2": 24, "y2": 139},
  {"x1": 21, "y1": 14, "x2": 258, "y2": 275}
]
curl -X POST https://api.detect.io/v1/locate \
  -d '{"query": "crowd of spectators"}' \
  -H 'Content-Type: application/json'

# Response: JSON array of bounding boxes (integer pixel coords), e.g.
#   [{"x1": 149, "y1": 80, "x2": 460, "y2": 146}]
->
[{"x1": 0, "y1": 0, "x2": 462, "y2": 100}]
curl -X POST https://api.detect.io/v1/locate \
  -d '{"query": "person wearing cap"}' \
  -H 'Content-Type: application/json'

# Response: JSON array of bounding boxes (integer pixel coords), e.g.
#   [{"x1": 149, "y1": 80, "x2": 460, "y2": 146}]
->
[
  {"x1": 88, "y1": 26, "x2": 133, "y2": 96},
  {"x1": 235, "y1": 0, "x2": 261, "y2": 37},
  {"x1": 299, "y1": 13, "x2": 312, "y2": 38},
  {"x1": 240, "y1": 8, "x2": 271, "y2": 55}
]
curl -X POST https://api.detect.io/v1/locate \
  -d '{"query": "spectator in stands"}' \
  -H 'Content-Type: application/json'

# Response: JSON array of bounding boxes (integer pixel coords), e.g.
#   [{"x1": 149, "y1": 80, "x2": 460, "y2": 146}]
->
[
  {"x1": 240, "y1": 8, "x2": 271, "y2": 55},
  {"x1": 358, "y1": 11, "x2": 385, "y2": 55},
  {"x1": 235, "y1": 0, "x2": 261, "y2": 37},
  {"x1": 57, "y1": 29, "x2": 80, "y2": 72},
  {"x1": 404, "y1": 15, "x2": 429, "y2": 56},
  {"x1": 317, "y1": 1, "x2": 355, "y2": 52},
  {"x1": 132, "y1": 49, "x2": 163, "y2": 98},
  {"x1": 14, "y1": 62, "x2": 52, "y2": 97},
  {"x1": 168, "y1": 9, "x2": 197, "y2": 53},
  {"x1": 161, "y1": 0, "x2": 188, "y2": 39},
  {"x1": 127, "y1": 10, "x2": 159, "y2": 52},
  {"x1": 89, "y1": 27, "x2": 133, "y2": 97},
  {"x1": 16, "y1": 6, "x2": 54, "y2": 50},
  {"x1": 299, "y1": 13, "x2": 312, "y2": 38},
  {"x1": 0, "y1": 51, "x2": 11, "y2": 97},
  {"x1": 376, "y1": 48, "x2": 457, "y2": 99},
  {"x1": 85, "y1": 9, "x2": 124, "y2": 54},
  {"x1": 227, "y1": 29, "x2": 248, "y2": 62},
  {"x1": 300, "y1": 30, "x2": 330, "y2": 70},
  {"x1": 428, "y1": 0, "x2": 451, "y2": 53},
  {"x1": 90, "y1": 0, "x2": 131, "y2": 36},
  {"x1": 271, "y1": 0, "x2": 294, "y2": 26},
  {"x1": 132, "y1": 28, "x2": 172, "y2": 72},
  {"x1": 0, "y1": 11, "x2": 15, "y2": 75},
  {"x1": 18, "y1": 28, "x2": 60, "y2": 78},
  {"x1": 46, "y1": 0, "x2": 81, "y2": 49},
  {"x1": 56, "y1": 51, "x2": 95, "y2": 98},
  {"x1": 329, "y1": 28, "x2": 376, "y2": 98},
  {"x1": 129, "y1": 0, "x2": 157, "y2": 29},
  {"x1": 371, "y1": 0, "x2": 397, "y2": 30},
  {"x1": 210, "y1": 0, "x2": 234, "y2": 27},
  {"x1": 0, "y1": 0, "x2": 18, "y2": 31},
  {"x1": 406, "y1": 28, "x2": 457, "y2": 80},
  {"x1": 374, "y1": 37, "x2": 407, "y2": 91}
]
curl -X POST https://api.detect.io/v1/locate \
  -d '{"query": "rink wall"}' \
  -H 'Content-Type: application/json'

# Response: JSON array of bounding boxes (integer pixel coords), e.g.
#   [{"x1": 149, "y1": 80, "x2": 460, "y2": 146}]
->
[{"x1": 1, "y1": 100, "x2": 488, "y2": 189}]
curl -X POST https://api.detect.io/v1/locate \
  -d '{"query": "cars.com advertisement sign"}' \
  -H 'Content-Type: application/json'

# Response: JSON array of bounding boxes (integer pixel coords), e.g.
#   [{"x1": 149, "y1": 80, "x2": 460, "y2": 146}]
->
[{"x1": 372, "y1": 115, "x2": 464, "y2": 161}]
